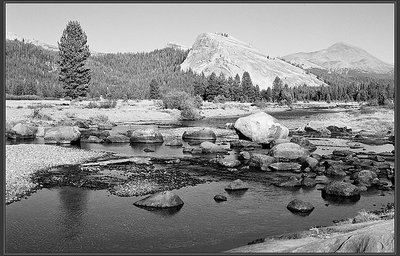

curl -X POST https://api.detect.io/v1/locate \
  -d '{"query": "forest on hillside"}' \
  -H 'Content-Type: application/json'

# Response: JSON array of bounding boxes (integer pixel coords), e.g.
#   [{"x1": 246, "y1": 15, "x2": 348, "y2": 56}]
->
[{"x1": 5, "y1": 39, "x2": 395, "y2": 105}]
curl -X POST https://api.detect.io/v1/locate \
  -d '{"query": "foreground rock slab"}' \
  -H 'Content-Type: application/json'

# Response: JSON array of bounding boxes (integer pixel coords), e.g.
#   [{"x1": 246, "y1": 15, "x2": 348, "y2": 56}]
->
[
  {"x1": 226, "y1": 220, "x2": 394, "y2": 253},
  {"x1": 270, "y1": 142, "x2": 310, "y2": 160},
  {"x1": 133, "y1": 191, "x2": 184, "y2": 208},
  {"x1": 234, "y1": 112, "x2": 289, "y2": 144}
]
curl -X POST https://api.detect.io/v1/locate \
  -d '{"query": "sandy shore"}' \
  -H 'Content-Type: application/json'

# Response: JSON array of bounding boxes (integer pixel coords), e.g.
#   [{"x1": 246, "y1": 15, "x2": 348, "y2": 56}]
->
[{"x1": 5, "y1": 144, "x2": 107, "y2": 204}]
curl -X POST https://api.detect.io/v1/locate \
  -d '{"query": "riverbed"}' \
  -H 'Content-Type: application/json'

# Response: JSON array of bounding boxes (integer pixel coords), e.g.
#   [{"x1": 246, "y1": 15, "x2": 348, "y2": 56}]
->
[{"x1": 5, "y1": 106, "x2": 395, "y2": 253}]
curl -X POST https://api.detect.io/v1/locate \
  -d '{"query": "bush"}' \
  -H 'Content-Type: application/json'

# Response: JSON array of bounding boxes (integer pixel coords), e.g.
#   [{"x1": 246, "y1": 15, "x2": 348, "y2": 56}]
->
[
  {"x1": 193, "y1": 95, "x2": 203, "y2": 109},
  {"x1": 6, "y1": 94, "x2": 42, "y2": 100},
  {"x1": 86, "y1": 100, "x2": 117, "y2": 109},
  {"x1": 30, "y1": 109, "x2": 52, "y2": 120},
  {"x1": 180, "y1": 102, "x2": 201, "y2": 120},
  {"x1": 162, "y1": 91, "x2": 191, "y2": 110},
  {"x1": 352, "y1": 209, "x2": 380, "y2": 224},
  {"x1": 90, "y1": 114, "x2": 109, "y2": 124},
  {"x1": 27, "y1": 103, "x2": 54, "y2": 109},
  {"x1": 212, "y1": 95, "x2": 227, "y2": 104},
  {"x1": 251, "y1": 101, "x2": 268, "y2": 109}
]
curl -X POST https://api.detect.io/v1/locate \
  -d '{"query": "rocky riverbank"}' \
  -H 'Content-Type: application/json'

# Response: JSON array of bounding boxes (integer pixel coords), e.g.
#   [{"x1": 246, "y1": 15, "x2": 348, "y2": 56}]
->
[{"x1": 5, "y1": 144, "x2": 108, "y2": 204}]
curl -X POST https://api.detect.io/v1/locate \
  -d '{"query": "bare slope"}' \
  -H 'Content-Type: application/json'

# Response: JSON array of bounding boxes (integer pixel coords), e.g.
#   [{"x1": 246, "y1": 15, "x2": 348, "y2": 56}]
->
[
  {"x1": 282, "y1": 42, "x2": 394, "y2": 74},
  {"x1": 181, "y1": 32, "x2": 326, "y2": 90}
]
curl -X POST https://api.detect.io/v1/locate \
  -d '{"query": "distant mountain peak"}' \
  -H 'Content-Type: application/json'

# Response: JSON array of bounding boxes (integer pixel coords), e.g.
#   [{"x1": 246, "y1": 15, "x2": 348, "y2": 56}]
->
[
  {"x1": 282, "y1": 42, "x2": 393, "y2": 74},
  {"x1": 181, "y1": 32, "x2": 326, "y2": 89}
]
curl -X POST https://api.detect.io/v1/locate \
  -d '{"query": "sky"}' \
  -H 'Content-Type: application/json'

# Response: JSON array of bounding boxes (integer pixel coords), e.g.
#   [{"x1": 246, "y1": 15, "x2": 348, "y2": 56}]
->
[{"x1": 6, "y1": 3, "x2": 395, "y2": 64}]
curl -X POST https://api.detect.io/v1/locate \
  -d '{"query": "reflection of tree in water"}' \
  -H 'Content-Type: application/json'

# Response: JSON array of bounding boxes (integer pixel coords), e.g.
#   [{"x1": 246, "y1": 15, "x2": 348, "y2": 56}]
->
[{"x1": 58, "y1": 186, "x2": 90, "y2": 242}]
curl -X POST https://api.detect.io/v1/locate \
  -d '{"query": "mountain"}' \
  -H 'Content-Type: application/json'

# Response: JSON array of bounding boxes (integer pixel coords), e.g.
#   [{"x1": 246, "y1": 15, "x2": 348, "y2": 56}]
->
[
  {"x1": 282, "y1": 42, "x2": 394, "y2": 75},
  {"x1": 6, "y1": 31, "x2": 104, "y2": 56},
  {"x1": 180, "y1": 32, "x2": 326, "y2": 90},
  {"x1": 166, "y1": 42, "x2": 189, "y2": 51}
]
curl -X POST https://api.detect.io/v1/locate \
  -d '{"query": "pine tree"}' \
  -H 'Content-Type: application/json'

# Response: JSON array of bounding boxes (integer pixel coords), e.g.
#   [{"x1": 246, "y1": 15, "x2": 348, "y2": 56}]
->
[
  {"x1": 149, "y1": 79, "x2": 160, "y2": 99},
  {"x1": 58, "y1": 21, "x2": 91, "y2": 99},
  {"x1": 205, "y1": 72, "x2": 218, "y2": 101},
  {"x1": 272, "y1": 76, "x2": 283, "y2": 103},
  {"x1": 241, "y1": 71, "x2": 254, "y2": 102}
]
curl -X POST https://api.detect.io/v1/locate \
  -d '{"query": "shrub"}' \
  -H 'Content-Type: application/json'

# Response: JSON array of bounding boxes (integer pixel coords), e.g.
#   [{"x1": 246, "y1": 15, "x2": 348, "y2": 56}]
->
[
  {"x1": 212, "y1": 95, "x2": 227, "y2": 104},
  {"x1": 6, "y1": 94, "x2": 42, "y2": 100},
  {"x1": 87, "y1": 101, "x2": 98, "y2": 108},
  {"x1": 65, "y1": 112, "x2": 76, "y2": 118},
  {"x1": 86, "y1": 100, "x2": 117, "y2": 109},
  {"x1": 180, "y1": 102, "x2": 201, "y2": 120},
  {"x1": 251, "y1": 101, "x2": 268, "y2": 109},
  {"x1": 193, "y1": 95, "x2": 203, "y2": 109},
  {"x1": 27, "y1": 103, "x2": 54, "y2": 109},
  {"x1": 30, "y1": 109, "x2": 52, "y2": 120},
  {"x1": 162, "y1": 91, "x2": 191, "y2": 110},
  {"x1": 352, "y1": 209, "x2": 380, "y2": 224},
  {"x1": 90, "y1": 114, "x2": 109, "y2": 124}
]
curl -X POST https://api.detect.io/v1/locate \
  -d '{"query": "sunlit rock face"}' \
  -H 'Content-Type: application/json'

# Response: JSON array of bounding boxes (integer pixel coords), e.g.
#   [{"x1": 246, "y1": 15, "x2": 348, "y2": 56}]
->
[{"x1": 181, "y1": 32, "x2": 326, "y2": 90}]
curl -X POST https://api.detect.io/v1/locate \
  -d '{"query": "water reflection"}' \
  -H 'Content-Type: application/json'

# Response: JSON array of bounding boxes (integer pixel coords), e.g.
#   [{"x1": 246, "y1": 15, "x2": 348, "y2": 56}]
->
[
  {"x1": 134, "y1": 205, "x2": 183, "y2": 217},
  {"x1": 58, "y1": 186, "x2": 89, "y2": 241},
  {"x1": 321, "y1": 192, "x2": 361, "y2": 205}
]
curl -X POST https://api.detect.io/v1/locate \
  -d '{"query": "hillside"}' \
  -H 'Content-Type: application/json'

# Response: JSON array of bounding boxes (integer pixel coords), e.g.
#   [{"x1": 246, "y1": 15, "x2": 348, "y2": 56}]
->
[
  {"x1": 5, "y1": 39, "x2": 205, "y2": 99},
  {"x1": 181, "y1": 32, "x2": 326, "y2": 90},
  {"x1": 282, "y1": 42, "x2": 394, "y2": 75}
]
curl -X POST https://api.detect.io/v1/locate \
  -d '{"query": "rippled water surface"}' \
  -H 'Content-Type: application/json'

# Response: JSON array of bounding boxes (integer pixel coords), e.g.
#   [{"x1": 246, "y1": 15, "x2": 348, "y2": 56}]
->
[{"x1": 6, "y1": 182, "x2": 394, "y2": 253}]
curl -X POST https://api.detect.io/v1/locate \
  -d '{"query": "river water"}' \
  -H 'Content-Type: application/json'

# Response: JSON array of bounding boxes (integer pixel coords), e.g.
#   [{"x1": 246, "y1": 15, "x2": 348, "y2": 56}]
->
[{"x1": 5, "y1": 108, "x2": 395, "y2": 253}]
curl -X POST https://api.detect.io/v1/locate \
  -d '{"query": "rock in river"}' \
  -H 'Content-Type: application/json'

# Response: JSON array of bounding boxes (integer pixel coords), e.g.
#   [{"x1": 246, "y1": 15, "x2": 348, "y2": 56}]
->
[
  {"x1": 182, "y1": 128, "x2": 216, "y2": 142},
  {"x1": 225, "y1": 179, "x2": 249, "y2": 191},
  {"x1": 214, "y1": 195, "x2": 227, "y2": 202},
  {"x1": 270, "y1": 142, "x2": 310, "y2": 160},
  {"x1": 233, "y1": 112, "x2": 289, "y2": 144},
  {"x1": 200, "y1": 141, "x2": 229, "y2": 153},
  {"x1": 352, "y1": 170, "x2": 378, "y2": 187},
  {"x1": 44, "y1": 126, "x2": 81, "y2": 144},
  {"x1": 104, "y1": 134, "x2": 130, "y2": 143},
  {"x1": 9, "y1": 123, "x2": 37, "y2": 140},
  {"x1": 322, "y1": 181, "x2": 361, "y2": 197},
  {"x1": 133, "y1": 191, "x2": 184, "y2": 208},
  {"x1": 287, "y1": 199, "x2": 315, "y2": 213},
  {"x1": 130, "y1": 128, "x2": 164, "y2": 143},
  {"x1": 249, "y1": 153, "x2": 276, "y2": 170},
  {"x1": 290, "y1": 136, "x2": 317, "y2": 152},
  {"x1": 268, "y1": 162, "x2": 302, "y2": 172}
]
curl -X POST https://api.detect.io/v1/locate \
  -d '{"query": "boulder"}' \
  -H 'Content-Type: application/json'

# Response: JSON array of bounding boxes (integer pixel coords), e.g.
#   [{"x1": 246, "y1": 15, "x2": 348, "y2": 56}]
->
[
  {"x1": 269, "y1": 139, "x2": 291, "y2": 148},
  {"x1": 104, "y1": 134, "x2": 130, "y2": 143},
  {"x1": 217, "y1": 158, "x2": 241, "y2": 168},
  {"x1": 290, "y1": 136, "x2": 317, "y2": 152},
  {"x1": 304, "y1": 121, "x2": 331, "y2": 137},
  {"x1": 36, "y1": 126, "x2": 50, "y2": 137},
  {"x1": 82, "y1": 135, "x2": 103, "y2": 143},
  {"x1": 301, "y1": 157, "x2": 319, "y2": 170},
  {"x1": 200, "y1": 141, "x2": 229, "y2": 153},
  {"x1": 214, "y1": 195, "x2": 227, "y2": 202},
  {"x1": 182, "y1": 128, "x2": 216, "y2": 142},
  {"x1": 44, "y1": 126, "x2": 81, "y2": 144},
  {"x1": 74, "y1": 119, "x2": 91, "y2": 129},
  {"x1": 315, "y1": 175, "x2": 330, "y2": 184},
  {"x1": 301, "y1": 177, "x2": 317, "y2": 187},
  {"x1": 98, "y1": 123, "x2": 113, "y2": 130},
  {"x1": 233, "y1": 112, "x2": 289, "y2": 144},
  {"x1": 323, "y1": 181, "x2": 360, "y2": 197},
  {"x1": 327, "y1": 125, "x2": 352, "y2": 135},
  {"x1": 9, "y1": 123, "x2": 37, "y2": 140},
  {"x1": 272, "y1": 176, "x2": 302, "y2": 187},
  {"x1": 352, "y1": 170, "x2": 378, "y2": 187},
  {"x1": 287, "y1": 199, "x2": 315, "y2": 213},
  {"x1": 130, "y1": 128, "x2": 164, "y2": 143},
  {"x1": 270, "y1": 143, "x2": 310, "y2": 160},
  {"x1": 239, "y1": 151, "x2": 251, "y2": 160},
  {"x1": 249, "y1": 153, "x2": 275, "y2": 169},
  {"x1": 268, "y1": 162, "x2": 302, "y2": 172},
  {"x1": 225, "y1": 179, "x2": 249, "y2": 191},
  {"x1": 230, "y1": 139, "x2": 261, "y2": 148},
  {"x1": 133, "y1": 191, "x2": 184, "y2": 208}
]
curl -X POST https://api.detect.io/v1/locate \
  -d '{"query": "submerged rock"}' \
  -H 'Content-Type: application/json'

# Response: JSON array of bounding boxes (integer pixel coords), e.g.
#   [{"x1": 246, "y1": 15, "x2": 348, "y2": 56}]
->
[
  {"x1": 164, "y1": 138, "x2": 183, "y2": 146},
  {"x1": 272, "y1": 176, "x2": 302, "y2": 187},
  {"x1": 200, "y1": 141, "x2": 229, "y2": 153},
  {"x1": 104, "y1": 134, "x2": 130, "y2": 143},
  {"x1": 130, "y1": 128, "x2": 164, "y2": 143},
  {"x1": 133, "y1": 191, "x2": 184, "y2": 208},
  {"x1": 287, "y1": 199, "x2": 315, "y2": 213},
  {"x1": 44, "y1": 126, "x2": 81, "y2": 144},
  {"x1": 225, "y1": 179, "x2": 249, "y2": 191},
  {"x1": 234, "y1": 112, "x2": 289, "y2": 144}
]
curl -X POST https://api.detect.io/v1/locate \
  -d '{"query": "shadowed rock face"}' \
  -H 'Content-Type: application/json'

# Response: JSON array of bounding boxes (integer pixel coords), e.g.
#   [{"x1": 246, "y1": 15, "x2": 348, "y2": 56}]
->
[{"x1": 181, "y1": 32, "x2": 326, "y2": 90}]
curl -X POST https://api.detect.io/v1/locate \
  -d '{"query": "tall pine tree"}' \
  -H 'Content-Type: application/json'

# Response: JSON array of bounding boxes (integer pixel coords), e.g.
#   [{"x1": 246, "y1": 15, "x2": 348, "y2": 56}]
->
[
  {"x1": 58, "y1": 21, "x2": 91, "y2": 99},
  {"x1": 149, "y1": 79, "x2": 160, "y2": 99}
]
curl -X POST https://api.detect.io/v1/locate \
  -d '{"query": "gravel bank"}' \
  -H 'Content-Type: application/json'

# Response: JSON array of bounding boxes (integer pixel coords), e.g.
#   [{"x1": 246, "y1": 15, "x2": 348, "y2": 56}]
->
[{"x1": 6, "y1": 144, "x2": 107, "y2": 204}]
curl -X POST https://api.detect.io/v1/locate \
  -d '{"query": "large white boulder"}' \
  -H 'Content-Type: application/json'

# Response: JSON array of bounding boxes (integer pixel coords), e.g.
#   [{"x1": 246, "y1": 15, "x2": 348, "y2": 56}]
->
[{"x1": 234, "y1": 112, "x2": 289, "y2": 144}]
